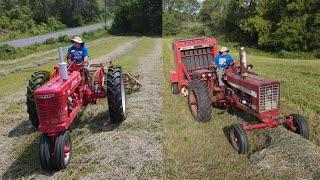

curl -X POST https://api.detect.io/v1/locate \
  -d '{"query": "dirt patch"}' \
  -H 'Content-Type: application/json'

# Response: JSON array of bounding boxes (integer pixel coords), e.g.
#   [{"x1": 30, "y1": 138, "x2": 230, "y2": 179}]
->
[{"x1": 249, "y1": 128, "x2": 320, "y2": 179}]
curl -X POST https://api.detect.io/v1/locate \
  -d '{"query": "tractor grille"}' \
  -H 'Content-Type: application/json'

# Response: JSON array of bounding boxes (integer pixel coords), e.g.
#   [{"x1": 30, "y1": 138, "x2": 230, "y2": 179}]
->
[
  {"x1": 181, "y1": 47, "x2": 212, "y2": 70},
  {"x1": 36, "y1": 96, "x2": 65, "y2": 125},
  {"x1": 259, "y1": 84, "x2": 279, "y2": 112}
]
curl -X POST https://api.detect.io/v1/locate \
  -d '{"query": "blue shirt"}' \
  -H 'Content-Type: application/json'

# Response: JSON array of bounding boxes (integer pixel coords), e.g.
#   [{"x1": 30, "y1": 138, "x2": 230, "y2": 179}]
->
[
  {"x1": 67, "y1": 45, "x2": 89, "y2": 63},
  {"x1": 214, "y1": 54, "x2": 234, "y2": 69}
]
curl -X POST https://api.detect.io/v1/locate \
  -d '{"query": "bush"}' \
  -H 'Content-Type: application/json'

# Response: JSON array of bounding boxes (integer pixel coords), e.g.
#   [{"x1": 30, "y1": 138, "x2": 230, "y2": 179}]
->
[
  {"x1": 47, "y1": 17, "x2": 66, "y2": 31},
  {"x1": 0, "y1": 44, "x2": 17, "y2": 59},
  {"x1": 58, "y1": 35, "x2": 69, "y2": 43},
  {"x1": 44, "y1": 38, "x2": 57, "y2": 44}
]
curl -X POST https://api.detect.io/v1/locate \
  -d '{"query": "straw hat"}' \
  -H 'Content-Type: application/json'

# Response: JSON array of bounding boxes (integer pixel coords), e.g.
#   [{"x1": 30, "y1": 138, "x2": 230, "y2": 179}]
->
[
  {"x1": 219, "y1": 47, "x2": 229, "y2": 53},
  {"x1": 71, "y1": 37, "x2": 84, "y2": 44}
]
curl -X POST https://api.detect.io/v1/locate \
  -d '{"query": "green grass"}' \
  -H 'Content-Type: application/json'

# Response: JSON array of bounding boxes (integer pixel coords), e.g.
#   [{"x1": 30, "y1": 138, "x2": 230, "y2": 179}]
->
[{"x1": 162, "y1": 38, "x2": 320, "y2": 178}]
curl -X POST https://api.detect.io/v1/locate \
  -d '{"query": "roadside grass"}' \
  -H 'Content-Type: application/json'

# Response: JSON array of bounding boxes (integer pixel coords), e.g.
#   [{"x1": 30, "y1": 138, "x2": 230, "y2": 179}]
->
[
  {"x1": 0, "y1": 28, "x2": 110, "y2": 61},
  {"x1": 162, "y1": 38, "x2": 320, "y2": 178},
  {"x1": 3, "y1": 37, "x2": 158, "y2": 178}
]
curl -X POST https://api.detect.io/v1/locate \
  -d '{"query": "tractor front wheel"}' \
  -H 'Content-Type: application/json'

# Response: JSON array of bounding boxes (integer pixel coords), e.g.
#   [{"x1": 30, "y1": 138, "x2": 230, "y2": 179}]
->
[
  {"x1": 171, "y1": 83, "x2": 179, "y2": 94},
  {"x1": 26, "y1": 71, "x2": 50, "y2": 127},
  {"x1": 39, "y1": 134, "x2": 54, "y2": 170},
  {"x1": 188, "y1": 80, "x2": 212, "y2": 122},
  {"x1": 106, "y1": 67, "x2": 127, "y2": 123},
  {"x1": 229, "y1": 124, "x2": 249, "y2": 154},
  {"x1": 287, "y1": 114, "x2": 310, "y2": 139},
  {"x1": 54, "y1": 131, "x2": 72, "y2": 170}
]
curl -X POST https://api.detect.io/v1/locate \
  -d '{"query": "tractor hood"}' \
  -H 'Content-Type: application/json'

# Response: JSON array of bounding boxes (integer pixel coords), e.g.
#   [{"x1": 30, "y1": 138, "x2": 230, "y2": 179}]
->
[{"x1": 34, "y1": 71, "x2": 82, "y2": 97}]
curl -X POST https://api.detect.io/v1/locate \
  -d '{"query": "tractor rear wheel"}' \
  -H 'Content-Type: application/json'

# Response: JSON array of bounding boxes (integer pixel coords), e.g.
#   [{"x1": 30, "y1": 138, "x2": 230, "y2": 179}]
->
[
  {"x1": 289, "y1": 114, "x2": 310, "y2": 139},
  {"x1": 188, "y1": 80, "x2": 212, "y2": 122},
  {"x1": 54, "y1": 131, "x2": 72, "y2": 170},
  {"x1": 106, "y1": 67, "x2": 127, "y2": 123},
  {"x1": 171, "y1": 83, "x2": 179, "y2": 94},
  {"x1": 26, "y1": 71, "x2": 50, "y2": 128},
  {"x1": 229, "y1": 124, "x2": 249, "y2": 154},
  {"x1": 39, "y1": 134, "x2": 54, "y2": 170}
]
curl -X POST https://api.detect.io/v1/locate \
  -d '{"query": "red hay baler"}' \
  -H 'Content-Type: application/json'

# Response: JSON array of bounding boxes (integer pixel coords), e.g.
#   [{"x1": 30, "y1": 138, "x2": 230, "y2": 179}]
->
[
  {"x1": 26, "y1": 48, "x2": 126, "y2": 170},
  {"x1": 169, "y1": 37, "x2": 310, "y2": 154}
]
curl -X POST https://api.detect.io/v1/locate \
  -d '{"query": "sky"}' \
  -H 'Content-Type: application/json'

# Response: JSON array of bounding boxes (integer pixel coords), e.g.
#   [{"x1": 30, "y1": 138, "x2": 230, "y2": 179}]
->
[{"x1": 197, "y1": 0, "x2": 205, "y2": 3}]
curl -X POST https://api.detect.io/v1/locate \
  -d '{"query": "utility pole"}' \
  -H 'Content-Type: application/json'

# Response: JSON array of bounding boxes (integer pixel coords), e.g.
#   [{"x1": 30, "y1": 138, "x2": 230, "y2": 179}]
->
[{"x1": 104, "y1": 0, "x2": 107, "y2": 29}]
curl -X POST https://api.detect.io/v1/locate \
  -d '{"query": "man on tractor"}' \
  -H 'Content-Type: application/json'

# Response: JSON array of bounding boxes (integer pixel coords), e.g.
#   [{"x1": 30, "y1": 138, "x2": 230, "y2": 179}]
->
[
  {"x1": 67, "y1": 37, "x2": 89, "y2": 82},
  {"x1": 214, "y1": 47, "x2": 234, "y2": 86}
]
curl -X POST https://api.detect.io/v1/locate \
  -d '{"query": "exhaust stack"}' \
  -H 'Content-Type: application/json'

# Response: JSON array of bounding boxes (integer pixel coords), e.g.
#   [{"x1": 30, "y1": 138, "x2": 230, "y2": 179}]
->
[
  {"x1": 239, "y1": 47, "x2": 248, "y2": 78},
  {"x1": 58, "y1": 47, "x2": 68, "y2": 81}
]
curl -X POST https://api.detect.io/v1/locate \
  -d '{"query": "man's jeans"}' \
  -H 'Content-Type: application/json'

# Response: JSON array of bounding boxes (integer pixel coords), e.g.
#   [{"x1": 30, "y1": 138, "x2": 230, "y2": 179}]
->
[{"x1": 217, "y1": 68, "x2": 225, "y2": 87}]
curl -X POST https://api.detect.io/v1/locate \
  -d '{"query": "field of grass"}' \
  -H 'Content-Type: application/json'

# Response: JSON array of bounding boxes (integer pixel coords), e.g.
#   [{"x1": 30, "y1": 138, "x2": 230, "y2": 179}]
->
[
  {"x1": 1, "y1": 37, "x2": 160, "y2": 178},
  {"x1": 162, "y1": 38, "x2": 320, "y2": 178}
]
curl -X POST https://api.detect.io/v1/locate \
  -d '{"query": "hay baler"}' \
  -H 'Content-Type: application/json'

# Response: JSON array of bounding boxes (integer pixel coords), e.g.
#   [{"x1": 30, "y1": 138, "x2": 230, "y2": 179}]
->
[
  {"x1": 26, "y1": 48, "x2": 126, "y2": 170},
  {"x1": 169, "y1": 37, "x2": 310, "y2": 154}
]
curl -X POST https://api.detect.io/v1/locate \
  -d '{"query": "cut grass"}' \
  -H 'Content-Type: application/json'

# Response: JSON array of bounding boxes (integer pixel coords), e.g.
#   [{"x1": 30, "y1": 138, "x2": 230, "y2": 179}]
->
[
  {"x1": 162, "y1": 38, "x2": 320, "y2": 178},
  {"x1": 3, "y1": 37, "x2": 158, "y2": 179}
]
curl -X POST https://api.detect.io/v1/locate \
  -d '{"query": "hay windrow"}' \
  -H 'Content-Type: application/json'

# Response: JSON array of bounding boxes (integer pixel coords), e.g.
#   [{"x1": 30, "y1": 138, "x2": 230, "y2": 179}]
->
[{"x1": 249, "y1": 128, "x2": 320, "y2": 179}]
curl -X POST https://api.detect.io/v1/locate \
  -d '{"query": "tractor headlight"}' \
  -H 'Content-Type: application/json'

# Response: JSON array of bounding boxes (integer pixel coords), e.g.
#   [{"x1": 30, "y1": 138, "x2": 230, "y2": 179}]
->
[
  {"x1": 208, "y1": 73, "x2": 212, "y2": 77},
  {"x1": 202, "y1": 74, "x2": 206, "y2": 78}
]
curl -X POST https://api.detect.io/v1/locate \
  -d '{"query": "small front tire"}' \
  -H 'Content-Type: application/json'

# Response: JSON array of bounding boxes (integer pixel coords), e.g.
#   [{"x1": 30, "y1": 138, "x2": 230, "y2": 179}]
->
[
  {"x1": 39, "y1": 134, "x2": 54, "y2": 170},
  {"x1": 171, "y1": 83, "x2": 179, "y2": 94},
  {"x1": 54, "y1": 131, "x2": 72, "y2": 170},
  {"x1": 288, "y1": 114, "x2": 310, "y2": 139},
  {"x1": 229, "y1": 124, "x2": 249, "y2": 154}
]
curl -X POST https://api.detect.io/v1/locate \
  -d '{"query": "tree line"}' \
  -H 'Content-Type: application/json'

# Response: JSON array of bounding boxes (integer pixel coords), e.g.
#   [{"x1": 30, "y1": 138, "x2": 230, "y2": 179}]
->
[
  {"x1": 164, "y1": 0, "x2": 320, "y2": 52},
  {"x1": 0, "y1": 0, "x2": 102, "y2": 36},
  {"x1": 111, "y1": 0, "x2": 162, "y2": 35}
]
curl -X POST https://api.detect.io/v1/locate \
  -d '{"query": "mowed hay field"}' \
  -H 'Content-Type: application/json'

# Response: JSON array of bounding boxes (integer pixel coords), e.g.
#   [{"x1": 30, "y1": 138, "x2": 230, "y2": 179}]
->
[
  {"x1": 162, "y1": 38, "x2": 320, "y2": 179},
  {"x1": 0, "y1": 36, "x2": 164, "y2": 179}
]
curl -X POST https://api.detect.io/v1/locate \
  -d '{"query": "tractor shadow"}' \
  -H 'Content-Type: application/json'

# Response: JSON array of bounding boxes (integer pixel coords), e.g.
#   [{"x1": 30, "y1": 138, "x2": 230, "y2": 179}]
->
[
  {"x1": 70, "y1": 106, "x2": 122, "y2": 134},
  {"x1": 1, "y1": 138, "x2": 55, "y2": 179},
  {"x1": 8, "y1": 120, "x2": 36, "y2": 137}
]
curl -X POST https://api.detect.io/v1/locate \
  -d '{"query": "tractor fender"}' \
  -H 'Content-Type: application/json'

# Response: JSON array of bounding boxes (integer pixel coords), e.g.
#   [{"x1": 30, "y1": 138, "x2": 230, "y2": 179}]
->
[{"x1": 170, "y1": 71, "x2": 178, "y2": 83}]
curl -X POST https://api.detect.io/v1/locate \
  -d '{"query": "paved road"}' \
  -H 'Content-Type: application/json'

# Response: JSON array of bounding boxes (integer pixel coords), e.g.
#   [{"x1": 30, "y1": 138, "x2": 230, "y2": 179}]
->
[{"x1": 1, "y1": 21, "x2": 112, "y2": 48}]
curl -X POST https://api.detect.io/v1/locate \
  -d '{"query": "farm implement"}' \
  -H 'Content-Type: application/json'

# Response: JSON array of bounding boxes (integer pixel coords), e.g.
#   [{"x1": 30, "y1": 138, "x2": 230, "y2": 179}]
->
[
  {"x1": 169, "y1": 37, "x2": 310, "y2": 154},
  {"x1": 26, "y1": 47, "x2": 141, "y2": 170}
]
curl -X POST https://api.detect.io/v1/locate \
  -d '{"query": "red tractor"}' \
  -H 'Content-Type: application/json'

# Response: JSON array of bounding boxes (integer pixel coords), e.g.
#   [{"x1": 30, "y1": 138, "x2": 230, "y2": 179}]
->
[
  {"x1": 170, "y1": 37, "x2": 310, "y2": 154},
  {"x1": 26, "y1": 48, "x2": 126, "y2": 170}
]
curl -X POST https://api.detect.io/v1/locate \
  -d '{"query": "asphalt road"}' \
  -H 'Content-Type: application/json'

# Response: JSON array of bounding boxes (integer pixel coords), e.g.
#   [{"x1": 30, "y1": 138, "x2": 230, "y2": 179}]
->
[{"x1": 0, "y1": 21, "x2": 112, "y2": 48}]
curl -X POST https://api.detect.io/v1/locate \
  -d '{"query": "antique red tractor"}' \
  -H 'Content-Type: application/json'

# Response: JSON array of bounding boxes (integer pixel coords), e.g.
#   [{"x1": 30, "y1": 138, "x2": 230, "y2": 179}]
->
[
  {"x1": 170, "y1": 37, "x2": 310, "y2": 154},
  {"x1": 26, "y1": 48, "x2": 126, "y2": 170}
]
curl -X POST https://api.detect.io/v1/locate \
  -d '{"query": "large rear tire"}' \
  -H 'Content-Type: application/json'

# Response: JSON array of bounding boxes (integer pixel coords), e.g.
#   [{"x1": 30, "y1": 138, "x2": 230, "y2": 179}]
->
[
  {"x1": 188, "y1": 80, "x2": 212, "y2": 122},
  {"x1": 106, "y1": 67, "x2": 127, "y2": 123},
  {"x1": 26, "y1": 71, "x2": 50, "y2": 128}
]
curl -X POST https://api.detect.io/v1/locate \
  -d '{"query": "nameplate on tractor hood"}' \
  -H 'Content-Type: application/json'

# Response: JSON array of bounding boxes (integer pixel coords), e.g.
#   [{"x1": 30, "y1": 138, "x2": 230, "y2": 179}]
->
[
  {"x1": 228, "y1": 82, "x2": 257, "y2": 98},
  {"x1": 37, "y1": 94, "x2": 54, "y2": 99}
]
